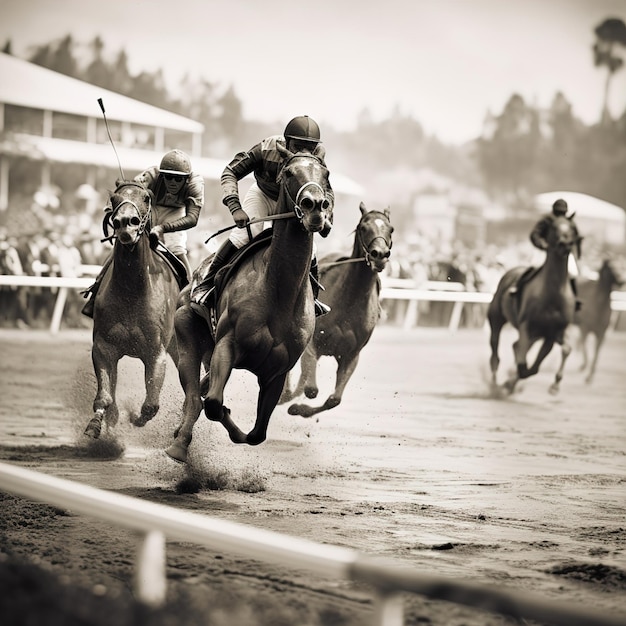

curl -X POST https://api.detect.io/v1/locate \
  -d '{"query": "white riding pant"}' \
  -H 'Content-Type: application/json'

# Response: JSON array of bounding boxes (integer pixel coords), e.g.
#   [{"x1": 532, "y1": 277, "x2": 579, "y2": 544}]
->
[
  {"x1": 229, "y1": 182, "x2": 316, "y2": 258},
  {"x1": 155, "y1": 205, "x2": 187, "y2": 255}
]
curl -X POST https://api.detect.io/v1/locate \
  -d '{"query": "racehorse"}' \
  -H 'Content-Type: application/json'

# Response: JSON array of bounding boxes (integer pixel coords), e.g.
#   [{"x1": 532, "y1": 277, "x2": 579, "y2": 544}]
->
[
  {"x1": 84, "y1": 181, "x2": 180, "y2": 439},
  {"x1": 165, "y1": 146, "x2": 332, "y2": 463},
  {"x1": 575, "y1": 258, "x2": 624, "y2": 384},
  {"x1": 281, "y1": 202, "x2": 393, "y2": 417},
  {"x1": 487, "y1": 214, "x2": 580, "y2": 394}
]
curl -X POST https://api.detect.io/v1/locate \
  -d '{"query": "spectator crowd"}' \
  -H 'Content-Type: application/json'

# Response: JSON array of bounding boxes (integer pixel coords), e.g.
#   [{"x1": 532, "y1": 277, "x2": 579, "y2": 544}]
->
[{"x1": 1, "y1": 212, "x2": 624, "y2": 331}]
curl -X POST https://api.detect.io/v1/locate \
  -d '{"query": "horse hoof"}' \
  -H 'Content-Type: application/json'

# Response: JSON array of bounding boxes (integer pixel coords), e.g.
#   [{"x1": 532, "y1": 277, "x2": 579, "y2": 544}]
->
[
  {"x1": 503, "y1": 381, "x2": 515, "y2": 395},
  {"x1": 548, "y1": 384, "x2": 560, "y2": 395},
  {"x1": 164, "y1": 442, "x2": 188, "y2": 464},
  {"x1": 246, "y1": 431, "x2": 266, "y2": 446},
  {"x1": 84, "y1": 419, "x2": 101, "y2": 439},
  {"x1": 304, "y1": 387, "x2": 318, "y2": 399},
  {"x1": 288, "y1": 403, "x2": 316, "y2": 418},
  {"x1": 287, "y1": 404, "x2": 303, "y2": 416},
  {"x1": 204, "y1": 398, "x2": 223, "y2": 422}
]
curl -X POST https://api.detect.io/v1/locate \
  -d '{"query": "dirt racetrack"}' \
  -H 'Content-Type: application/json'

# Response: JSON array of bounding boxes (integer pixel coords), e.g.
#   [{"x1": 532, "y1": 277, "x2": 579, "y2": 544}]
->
[{"x1": 0, "y1": 324, "x2": 625, "y2": 625}]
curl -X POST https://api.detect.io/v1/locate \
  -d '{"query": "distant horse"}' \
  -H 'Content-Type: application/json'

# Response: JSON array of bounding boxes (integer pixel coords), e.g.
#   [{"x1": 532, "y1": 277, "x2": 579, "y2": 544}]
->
[
  {"x1": 84, "y1": 181, "x2": 180, "y2": 439},
  {"x1": 165, "y1": 147, "x2": 332, "y2": 463},
  {"x1": 575, "y1": 258, "x2": 624, "y2": 384},
  {"x1": 281, "y1": 202, "x2": 393, "y2": 417},
  {"x1": 487, "y1": 214, "x2": 580, "y2": 394}
]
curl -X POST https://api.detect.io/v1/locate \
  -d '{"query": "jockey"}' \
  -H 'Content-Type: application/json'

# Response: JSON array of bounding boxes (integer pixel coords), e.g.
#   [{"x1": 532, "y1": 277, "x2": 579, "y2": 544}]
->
[
  {"x1": 81, "y1": 149, "x2": 204, "y2": 318},
  {"x1": 193, "y1": 115, "x2": 334, "y2": 317},
  {"x1": 510, "y1": 198, "x2": 582, "y2": 311}
]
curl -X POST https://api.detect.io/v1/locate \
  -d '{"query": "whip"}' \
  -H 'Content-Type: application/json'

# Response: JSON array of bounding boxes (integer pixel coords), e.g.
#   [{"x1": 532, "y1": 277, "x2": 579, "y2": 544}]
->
[{"x1": 98, "y1": 98, "x2": 125, "y2": 181}]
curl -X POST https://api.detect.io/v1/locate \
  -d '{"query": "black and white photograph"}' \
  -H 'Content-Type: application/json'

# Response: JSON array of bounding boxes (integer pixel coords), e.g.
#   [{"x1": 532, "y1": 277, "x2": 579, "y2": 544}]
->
[{"x1": 0, "y1": 1, "x2": 625, "y2": 624}]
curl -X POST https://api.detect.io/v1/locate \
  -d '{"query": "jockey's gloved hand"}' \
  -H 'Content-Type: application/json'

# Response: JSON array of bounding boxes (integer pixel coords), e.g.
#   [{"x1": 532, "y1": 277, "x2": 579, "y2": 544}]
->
[
  {"x1": 226, "y1": 196, "x2": 249, "y2": 228},
  {"x1": 149, "y1": 225, "x2": 164, "y2": 249},
  {"x1": 232, "y1": 208, "x2": 250, "y2": 229}
]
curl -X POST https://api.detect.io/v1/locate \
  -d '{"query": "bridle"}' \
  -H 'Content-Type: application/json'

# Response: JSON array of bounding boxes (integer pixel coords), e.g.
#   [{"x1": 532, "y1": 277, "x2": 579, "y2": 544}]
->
[
  {"x1": 281, "y1": 152, "x2": 329, "y2": 220},
  {"x1": 102, "y1": 183, "x2": 152, "y2": 244},
  {"x1": 357, "y1": 212, "x2": 392, "y2": 268}
]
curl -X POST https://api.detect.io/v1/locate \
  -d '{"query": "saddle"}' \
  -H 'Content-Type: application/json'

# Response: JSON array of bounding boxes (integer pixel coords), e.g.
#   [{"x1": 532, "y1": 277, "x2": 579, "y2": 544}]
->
[
  {"x1": 510, "y1": 266, "x2": 540, "y2": 299},
  {"x1": 154, "y1": 242, "x2": 189, "y2": 290},
  {"x1": 190, "y1": 229, "x2": 274, "y2": 333}
]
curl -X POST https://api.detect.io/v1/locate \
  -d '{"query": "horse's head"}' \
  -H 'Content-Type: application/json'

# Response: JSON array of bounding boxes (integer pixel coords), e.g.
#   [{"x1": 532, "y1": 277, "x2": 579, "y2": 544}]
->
[
  {"x1": 276, "y1": 143, "x2": 331, "y2": 234},
  {"x1": 548, "y1": 214, "x2": 580, "y2": 257},
  {"x1": 357, "y1": 202, "x2": 393, "y2": 272},
  {"x1": 600, "y1": 258, "x2": 625, "y2": 288},
  {"x1": 108, "y1": 181, "x2": 153, "y2": 246}
]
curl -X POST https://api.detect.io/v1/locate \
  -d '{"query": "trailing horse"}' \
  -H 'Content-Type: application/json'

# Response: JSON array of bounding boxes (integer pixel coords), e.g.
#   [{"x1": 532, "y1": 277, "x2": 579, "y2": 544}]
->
[
  {"x1": 84, "y1": 181, "x2": 181, "y2": 439},
  {"x1": 575, "y1": 258, "x2": 624, "y2": 384},
  {"x1": 165, "y1": 146, "x2": 333, "y2": 463},
  {"x1": 281, "y1": 202, "x2": 393, "y2": 417},
  {"x1": 487, "y1": 214, "x2": 581, "y2": 394}
]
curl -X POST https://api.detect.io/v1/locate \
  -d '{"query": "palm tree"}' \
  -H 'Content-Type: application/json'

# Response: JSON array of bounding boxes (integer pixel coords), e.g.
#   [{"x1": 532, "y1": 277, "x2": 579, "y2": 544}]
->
[{"x1": 593, "y1": 18, "x2": 626, "y2": 124}]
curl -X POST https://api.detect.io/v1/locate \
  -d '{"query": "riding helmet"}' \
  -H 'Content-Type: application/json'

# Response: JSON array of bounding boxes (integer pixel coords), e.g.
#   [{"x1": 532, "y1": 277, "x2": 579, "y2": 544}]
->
[
  {"x1": 159, "y1": 149, "x2": 192, "y2": 176},
  {"x1": 284, "y1": 116, "x2": 321, "y2": 144},
  {"x1": 552, "y1": 199, "x2": 568, "y2": 215}
]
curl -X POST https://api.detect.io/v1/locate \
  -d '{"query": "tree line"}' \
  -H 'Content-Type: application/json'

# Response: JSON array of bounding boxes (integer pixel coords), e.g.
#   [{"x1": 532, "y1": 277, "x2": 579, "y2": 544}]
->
[{"x1": 2, "y1": 16, "x2": 625, "y2": 213}]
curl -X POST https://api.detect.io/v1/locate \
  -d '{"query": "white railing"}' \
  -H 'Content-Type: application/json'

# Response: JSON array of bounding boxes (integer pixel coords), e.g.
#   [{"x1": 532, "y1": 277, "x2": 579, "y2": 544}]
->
[
  {"x1": 1, "y1": 273, "x2": 624, "y2": 334},
  {"x1": 379, "y1": 278, "x2": 626, "y2": 332},
  {"x1": 0, "y1": 461, "x2": 623, "y2": 626}
]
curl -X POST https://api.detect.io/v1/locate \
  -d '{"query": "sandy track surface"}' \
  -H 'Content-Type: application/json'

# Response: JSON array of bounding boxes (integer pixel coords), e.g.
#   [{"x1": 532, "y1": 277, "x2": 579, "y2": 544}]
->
[{"x1": 0, "y1": 325, "x2": 625, "y2": 625}]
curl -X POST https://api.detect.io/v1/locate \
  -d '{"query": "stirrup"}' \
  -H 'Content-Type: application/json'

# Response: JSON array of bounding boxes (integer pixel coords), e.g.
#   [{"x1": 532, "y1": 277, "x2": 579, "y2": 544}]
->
[{"x1": 314, "y1": 300, "x2": 331, "y2": 317}]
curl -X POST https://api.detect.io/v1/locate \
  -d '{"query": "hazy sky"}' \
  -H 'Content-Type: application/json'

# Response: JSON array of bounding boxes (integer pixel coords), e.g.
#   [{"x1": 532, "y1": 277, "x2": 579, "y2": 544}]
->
[{"x1": 2, "y1": 0, "x2": 626, "y2": 144}]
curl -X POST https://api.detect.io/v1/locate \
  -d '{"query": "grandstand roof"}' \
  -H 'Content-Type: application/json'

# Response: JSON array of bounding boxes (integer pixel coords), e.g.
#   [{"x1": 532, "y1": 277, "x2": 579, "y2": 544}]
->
[{"x1": 0, "y1": 52, "x2": 204, "y2": 133}]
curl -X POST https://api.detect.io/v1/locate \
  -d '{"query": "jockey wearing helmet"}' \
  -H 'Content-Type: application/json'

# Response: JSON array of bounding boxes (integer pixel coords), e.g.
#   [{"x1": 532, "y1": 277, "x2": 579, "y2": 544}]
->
[
  {"x1": 510, "y1": 198, "x2": 583, "y2": 311},
  {"x1": 81, "y1": 149, "x2": 204, "y2": 318},
  {"x1": 193, "y1": 115, "x2": 334, "y2": 316}
]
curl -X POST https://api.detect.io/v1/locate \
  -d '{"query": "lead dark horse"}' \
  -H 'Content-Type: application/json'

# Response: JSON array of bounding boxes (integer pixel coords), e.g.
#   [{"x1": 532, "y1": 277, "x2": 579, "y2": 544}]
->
[
  {"x1": 575, "y1": 258, "x2": 624, "y2": 384},
  {"x1": 488, "y1": 214, "x2": 581, "y2": 394},
  {"x1": 281, "y1": 202, "x2": 393, "y2": 417},
  {"x1": 165, "y1": 146, "x2": 332, "y2": 463},
  {"x1": 84, "y1": 181, "x2": 180, "y2": 438}
]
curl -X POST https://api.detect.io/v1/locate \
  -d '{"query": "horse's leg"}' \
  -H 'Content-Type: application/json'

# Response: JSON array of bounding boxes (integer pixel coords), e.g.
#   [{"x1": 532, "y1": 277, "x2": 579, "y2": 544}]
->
[
  {"x1": 504, "y1": 329, "x2": 534, "y2": 393},
  {"x1": 300, "y1": 344, "x2": 320, "y2": 400},
  {"x1": 585, "y1": 332, "x2": 604, "y2": 385},
  {"x1": 289, "y1": 353, "x2": 359, "y2": 418},
  {"x1": 203, "y1": 335, "x2": 242, "y2": 441},
  {"x1": 520, "y1": 339, "x2": 554, "y2": 378},
  {"x1": 278, "y1": 348, "x2": 318, "y2": 404},
  {"x1": 277, "y1": 365, "x2": 300, "y2": 404},
  {"x1": 549, "y1": 336, "x2": 572, "y2": 395},
  {"x1": 165, "y1": 308, "x2": 207, "y2": 463},
  {"x1": 578, "y1": 329, "x2": 589, "y2": 372},
  {"x1": 85, "y1": 341, "x2": 119, "y2": 438},
  {"x1": 246, "y1": 373, "x2": 289, "y2": 445},
  {"x1": 166, "y1": 334, "x2": 179, "y2": 368},
  {"x1": 487, "y1": 309, "x2": 505, "y2": 386},
  {"x1": 133, "y1": 348, "x2": 168, "y2": 427}
]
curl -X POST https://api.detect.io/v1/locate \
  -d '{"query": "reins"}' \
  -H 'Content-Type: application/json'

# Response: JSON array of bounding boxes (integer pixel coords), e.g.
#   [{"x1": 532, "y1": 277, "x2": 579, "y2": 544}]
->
[
  {"x1": 205, "y1": 152, "x2": 327, "y2": 244},
  {"x1": 204, "y1": 212, "x2": 295, "y2": 244}
]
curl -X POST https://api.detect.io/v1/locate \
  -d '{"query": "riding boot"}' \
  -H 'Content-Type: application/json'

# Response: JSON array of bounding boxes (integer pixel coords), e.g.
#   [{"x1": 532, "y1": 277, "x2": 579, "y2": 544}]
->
[
  {"x1": 81, "y1": 254, "x2": 113, "y2": 318},
  {"x1": 175, "y1": 253, "x2": 192, "y2": 283},
  {"x1": 310, "y1": 257, "x2": 331, "y2": 317},
  {"x1": 193, "y1": 239, "x2": 238, "y2": 305},
  {"x1": 571, "y1": 278, "x2": 582, "y2": 312}
]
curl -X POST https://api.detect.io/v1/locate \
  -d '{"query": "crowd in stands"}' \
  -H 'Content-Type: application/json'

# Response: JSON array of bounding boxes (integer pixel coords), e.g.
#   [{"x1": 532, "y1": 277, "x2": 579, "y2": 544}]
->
[{"x1": 1, "y1": 209, "x2": 624, "y2": 330}]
